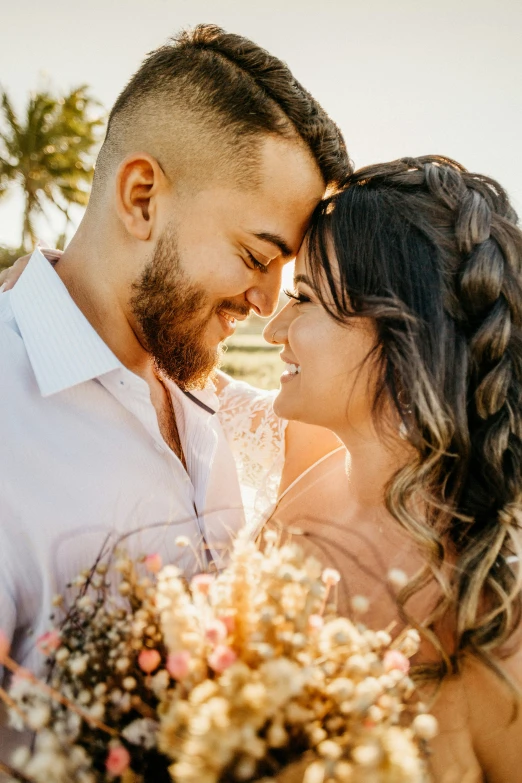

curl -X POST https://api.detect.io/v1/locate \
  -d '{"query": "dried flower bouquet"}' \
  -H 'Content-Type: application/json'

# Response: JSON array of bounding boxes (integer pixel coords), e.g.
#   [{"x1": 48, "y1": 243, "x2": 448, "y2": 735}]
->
[{"x1": 0, "y1": 530, "x2": 437, "y2": 783}]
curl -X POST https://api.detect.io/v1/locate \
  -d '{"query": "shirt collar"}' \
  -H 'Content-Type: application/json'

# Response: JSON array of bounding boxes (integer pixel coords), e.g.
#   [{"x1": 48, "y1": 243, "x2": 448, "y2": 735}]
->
[{"x1": 9, "y1": 248, "x2": 122, "y2": 397}]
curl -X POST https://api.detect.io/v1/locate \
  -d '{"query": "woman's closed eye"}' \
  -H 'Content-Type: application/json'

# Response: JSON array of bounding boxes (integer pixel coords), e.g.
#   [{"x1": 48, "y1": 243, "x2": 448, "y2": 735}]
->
[{"x1": 284, "y1": 288, "x2": 312, "y2": 305}]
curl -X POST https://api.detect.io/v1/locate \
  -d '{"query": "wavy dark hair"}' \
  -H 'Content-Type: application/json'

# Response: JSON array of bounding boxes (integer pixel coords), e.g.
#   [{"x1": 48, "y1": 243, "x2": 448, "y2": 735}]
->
[{"x1": 306, "y1": 155, "x2": 522, "y2": 687}]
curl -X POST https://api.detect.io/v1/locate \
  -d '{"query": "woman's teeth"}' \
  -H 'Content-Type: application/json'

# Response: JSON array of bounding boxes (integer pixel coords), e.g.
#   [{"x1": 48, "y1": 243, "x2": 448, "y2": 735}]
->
[{"x1": 284, "y1": 363, "x2": 301, "y2": 375}]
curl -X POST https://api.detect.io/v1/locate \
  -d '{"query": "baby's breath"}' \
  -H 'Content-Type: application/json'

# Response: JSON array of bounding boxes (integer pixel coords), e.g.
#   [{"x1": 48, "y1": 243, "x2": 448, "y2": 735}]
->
[{"x1": 4, "y1": 533, "x2": 435, "y2": 783}]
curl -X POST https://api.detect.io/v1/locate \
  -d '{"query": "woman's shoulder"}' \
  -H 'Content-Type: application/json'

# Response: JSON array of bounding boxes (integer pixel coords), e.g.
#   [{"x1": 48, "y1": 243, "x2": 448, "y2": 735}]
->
[
  {"x1": 464, "y1": 634, "x2": 522, "y2": 781},
  {"x1": 427, "y1": 632, "x2": 522, "y2": 783}
]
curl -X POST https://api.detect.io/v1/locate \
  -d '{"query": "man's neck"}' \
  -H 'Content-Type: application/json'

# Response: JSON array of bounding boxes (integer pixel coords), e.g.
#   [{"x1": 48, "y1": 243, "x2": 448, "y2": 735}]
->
[{"x1": 53, "y1": 235, "x2": 153, "y2": 379}]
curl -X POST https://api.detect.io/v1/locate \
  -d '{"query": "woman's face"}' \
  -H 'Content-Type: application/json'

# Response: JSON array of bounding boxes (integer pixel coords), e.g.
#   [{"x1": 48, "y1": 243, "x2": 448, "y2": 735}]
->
[{"x1": 264, "y1": 244, "x2": 380, "y2": 438}]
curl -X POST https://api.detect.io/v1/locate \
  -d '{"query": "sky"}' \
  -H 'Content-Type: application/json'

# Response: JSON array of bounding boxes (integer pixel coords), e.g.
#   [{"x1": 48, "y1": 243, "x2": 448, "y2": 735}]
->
[{"x1": 1, "y1": 0, "x2": 521, "y2": 288}]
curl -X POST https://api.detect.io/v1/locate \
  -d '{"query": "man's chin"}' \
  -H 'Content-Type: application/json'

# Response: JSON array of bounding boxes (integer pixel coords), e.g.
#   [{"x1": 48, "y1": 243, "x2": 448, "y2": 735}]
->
[{"x1": 168, "y1": 343, "x2": 224, "y2": 391}]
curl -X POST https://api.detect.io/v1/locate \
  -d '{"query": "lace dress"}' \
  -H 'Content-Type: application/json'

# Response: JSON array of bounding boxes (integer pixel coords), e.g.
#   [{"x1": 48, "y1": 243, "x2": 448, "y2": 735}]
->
[
  {"x1": 217, "y1": 379, "x2": 288, "y2": 534},
  {"x1": 217, "y1": 378, "x2": 346, "y2": 537}
]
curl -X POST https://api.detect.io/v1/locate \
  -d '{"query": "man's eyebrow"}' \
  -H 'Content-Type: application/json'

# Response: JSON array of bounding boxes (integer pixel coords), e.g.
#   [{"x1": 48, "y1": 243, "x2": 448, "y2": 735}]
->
[{"x1": 251, "y1": 231, "x2": 293, "y2": 259}]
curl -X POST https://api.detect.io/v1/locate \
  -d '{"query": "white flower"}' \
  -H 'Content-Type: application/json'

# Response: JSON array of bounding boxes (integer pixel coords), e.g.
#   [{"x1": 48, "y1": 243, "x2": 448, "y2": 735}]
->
[
  {"x1": 351, "y1": 595, "x2": 370, "y2": 614},
  {"x1": 122, "y1": 718, "x2": 159, "y2": 749},
  {"x1": 351, "y1": 743, "x2": 382, "y2": 767},
  {"x1": 8, "y1": 707, "x2": 26, "y2": 732},
  {"x1": 259, "y1": 658, "x2": 306, "y2": 708},
  {"x1": 150, "y1": 669, "x2": 170, "y2": 696},
  {"x1": 76, "y1": 595, "x2": 93, "y2": 611},
  {"x1": 88, "y1": 702, "x2": 106, "y2": 721},
  {"x1": 55, "y1": 647, "x2": 69, "y2": 663},
  {"x1": 388, "y1": 568, "x2": 409, "y2": 589},
  {"x1": 317, "y1": 740, "x2": 342, "y2": 760},
  {"x1": 399, "y1": 629, "x2": 421, "y2": 657},
  {"x1": 326, "y1": 678, "x2": 355, "y2": 702},
  {"x1": 10, "y1": 746, "x2": 30, "y2": 769},
  {"x1": 26, "y1": 750, "x2": 67, "y2": 781},
  {"x1": 353, "y1": 677, "x2": 382, "y2": 711},
  {"x1": 69, "y1": 654, "x2": 89, "y2": 676},
  {"x1": 27, "y1": 704, "x2": 51, "y2": 730},
  {"x1": 413, "y1": 713, "x2": 438, "y2": 740}
]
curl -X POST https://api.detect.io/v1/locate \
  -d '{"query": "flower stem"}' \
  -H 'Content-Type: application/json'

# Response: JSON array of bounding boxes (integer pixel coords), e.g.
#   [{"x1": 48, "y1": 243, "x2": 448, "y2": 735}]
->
[
  {"x1": 0, "y1": 759, "x2": 34, "y2": 783},
  {"x1": 1, "y1": 655, "x2": 117, "y2": 736}
]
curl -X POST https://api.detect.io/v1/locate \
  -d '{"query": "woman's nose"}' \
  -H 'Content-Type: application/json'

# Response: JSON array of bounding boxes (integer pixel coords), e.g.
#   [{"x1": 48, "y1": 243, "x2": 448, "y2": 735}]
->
[{"x1": 263, "y1": 300, "x2": 293, "y2": 345}]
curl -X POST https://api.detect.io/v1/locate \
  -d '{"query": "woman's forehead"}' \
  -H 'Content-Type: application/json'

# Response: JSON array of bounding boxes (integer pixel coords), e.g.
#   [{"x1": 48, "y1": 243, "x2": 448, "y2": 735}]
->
[{"x1": 294, "y1": 238, "x2": 340, "y2": 287}]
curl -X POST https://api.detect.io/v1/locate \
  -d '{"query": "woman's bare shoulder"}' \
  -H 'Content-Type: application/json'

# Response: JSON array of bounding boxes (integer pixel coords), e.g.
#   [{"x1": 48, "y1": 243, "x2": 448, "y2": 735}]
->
[
  {"x1": 427, "y1": 636, "x2": 522, "y2": 783},
  {"x1": 463, "y1": 637, "x2": 522, "y2": 782}
]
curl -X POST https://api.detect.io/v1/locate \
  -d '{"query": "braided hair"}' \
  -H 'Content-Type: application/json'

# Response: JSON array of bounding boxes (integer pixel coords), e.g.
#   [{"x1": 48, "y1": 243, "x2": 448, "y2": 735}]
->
[{"x1": 306, "y1": 155, "x2": 522, "y2": 683}]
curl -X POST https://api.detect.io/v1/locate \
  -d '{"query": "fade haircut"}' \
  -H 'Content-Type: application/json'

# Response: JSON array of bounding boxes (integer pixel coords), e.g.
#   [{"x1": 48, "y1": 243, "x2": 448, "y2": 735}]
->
[{"x1": 92, "y1": 24, "x2": 350, "y2": 195}]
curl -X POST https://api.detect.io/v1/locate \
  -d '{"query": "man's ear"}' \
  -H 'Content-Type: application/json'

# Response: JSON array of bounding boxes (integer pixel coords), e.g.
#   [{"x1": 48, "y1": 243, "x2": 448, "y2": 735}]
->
[{"x1": 114, "y1": 154, "x2": 166, "y2": 241}]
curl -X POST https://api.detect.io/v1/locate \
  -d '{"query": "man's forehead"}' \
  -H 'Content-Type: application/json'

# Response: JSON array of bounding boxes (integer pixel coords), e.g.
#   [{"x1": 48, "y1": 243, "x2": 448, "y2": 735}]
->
[{"x1": 244, "y1": 190, "x2": 322, "y2": 258}]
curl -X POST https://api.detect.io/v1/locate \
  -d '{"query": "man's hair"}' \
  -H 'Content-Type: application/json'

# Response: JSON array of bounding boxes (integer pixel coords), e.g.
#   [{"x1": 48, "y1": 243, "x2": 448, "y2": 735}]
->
[{"x1": 93, "y1": 24, "x2": 350, "y2": 192}]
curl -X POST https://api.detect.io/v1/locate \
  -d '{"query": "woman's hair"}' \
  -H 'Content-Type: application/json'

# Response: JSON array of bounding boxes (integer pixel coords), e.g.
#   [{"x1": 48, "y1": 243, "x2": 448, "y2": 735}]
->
[{"x1": 306, "y1": 155, "x2": 522, "y2": 684}]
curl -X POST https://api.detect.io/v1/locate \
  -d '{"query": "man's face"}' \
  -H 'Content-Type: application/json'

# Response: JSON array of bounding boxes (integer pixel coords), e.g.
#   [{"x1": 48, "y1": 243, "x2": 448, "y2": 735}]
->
[
  {"x1": 131, "y1": 225, "x2": 243, "y2": 389},
  {"x1": 131, "y1": 136, "x2": 325, "y2": 388}
]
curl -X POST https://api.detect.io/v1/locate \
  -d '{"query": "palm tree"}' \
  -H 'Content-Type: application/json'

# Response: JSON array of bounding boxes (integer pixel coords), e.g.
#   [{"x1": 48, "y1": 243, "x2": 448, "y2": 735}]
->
[{"x1": 0, "y1": 85, "x2": 104, "y2": 249}]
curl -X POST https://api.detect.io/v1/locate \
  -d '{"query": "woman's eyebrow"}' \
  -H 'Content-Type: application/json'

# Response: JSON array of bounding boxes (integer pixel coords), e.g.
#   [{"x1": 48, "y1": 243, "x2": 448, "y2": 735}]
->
[{"x1": 294, "y1": 273, "x2": 314, "y2": 286}]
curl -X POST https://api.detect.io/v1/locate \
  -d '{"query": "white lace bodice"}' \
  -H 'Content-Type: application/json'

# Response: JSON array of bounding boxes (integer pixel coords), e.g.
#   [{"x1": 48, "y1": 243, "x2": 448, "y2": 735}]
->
[{"x1": 217, "y1": 379, "x2": 287, "y2": 533}]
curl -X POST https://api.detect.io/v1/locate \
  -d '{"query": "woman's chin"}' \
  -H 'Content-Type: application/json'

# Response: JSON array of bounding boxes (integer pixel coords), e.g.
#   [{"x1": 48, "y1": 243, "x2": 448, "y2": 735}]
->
[{"x1": 273, "y1": 386, "x2": 305, "y2": 422}]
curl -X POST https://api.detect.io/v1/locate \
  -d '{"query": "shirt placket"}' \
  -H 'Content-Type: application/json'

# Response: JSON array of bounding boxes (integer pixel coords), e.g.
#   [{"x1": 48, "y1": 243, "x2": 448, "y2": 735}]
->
[
  {"x1": 169, "y1": 384, "x2": 219, "y2": 566},
  {"x1": 98, "y1": 369, "x2": 218, "y2": 561}
]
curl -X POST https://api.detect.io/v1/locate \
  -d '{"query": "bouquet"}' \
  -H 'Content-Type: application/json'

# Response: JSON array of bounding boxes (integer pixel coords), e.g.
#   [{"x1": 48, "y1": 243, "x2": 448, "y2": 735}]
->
[{"x1": 0, "y1": 529, "x2": 437, "y2": 783}]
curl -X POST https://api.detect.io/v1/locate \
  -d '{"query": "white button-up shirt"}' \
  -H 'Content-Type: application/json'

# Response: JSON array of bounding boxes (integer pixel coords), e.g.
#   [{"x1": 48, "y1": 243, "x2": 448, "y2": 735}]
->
[{"x1": 0, "y1": 249, "x2": 245, "y2": 686}]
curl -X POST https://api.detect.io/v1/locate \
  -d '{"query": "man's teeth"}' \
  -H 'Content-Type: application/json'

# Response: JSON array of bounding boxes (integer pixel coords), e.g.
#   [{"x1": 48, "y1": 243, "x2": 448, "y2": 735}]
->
[
  {"x1": 284, "y1": 363, "x2": 301, "y2": 375},
  {"x1": 220, "y1": 311, "x2": 237, "y2": 325}
]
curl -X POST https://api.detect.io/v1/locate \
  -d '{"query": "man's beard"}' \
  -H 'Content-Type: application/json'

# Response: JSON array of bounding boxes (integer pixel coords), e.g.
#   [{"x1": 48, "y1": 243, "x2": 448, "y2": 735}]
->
[{"x1": 130, "y1": 228, "x2": 237, "y2": 390}]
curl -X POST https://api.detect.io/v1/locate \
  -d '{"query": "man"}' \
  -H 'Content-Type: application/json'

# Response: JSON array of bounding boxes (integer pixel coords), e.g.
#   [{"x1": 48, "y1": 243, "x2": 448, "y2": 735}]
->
[{"x1": 0, "y1": 23, "x2": 348, "y2": 758}]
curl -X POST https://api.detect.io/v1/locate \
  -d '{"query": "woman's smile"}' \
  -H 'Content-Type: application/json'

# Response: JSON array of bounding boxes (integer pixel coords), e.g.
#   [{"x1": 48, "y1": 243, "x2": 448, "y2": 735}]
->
[{"x1": 280, "y1": 352, "x2": 301, "y2": 383}]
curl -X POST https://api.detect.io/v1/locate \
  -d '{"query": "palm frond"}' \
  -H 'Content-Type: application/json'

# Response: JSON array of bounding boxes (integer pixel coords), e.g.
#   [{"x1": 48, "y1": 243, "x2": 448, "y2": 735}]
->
[{"x1": 0, "y1": 83, "x2": 105, "y2": 247}]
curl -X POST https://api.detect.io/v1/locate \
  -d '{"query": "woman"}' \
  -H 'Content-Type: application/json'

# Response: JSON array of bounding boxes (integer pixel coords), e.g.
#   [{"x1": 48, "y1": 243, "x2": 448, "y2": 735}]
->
[{"x1": 250, "y1": 155, "x2": 522, "y2": 782}]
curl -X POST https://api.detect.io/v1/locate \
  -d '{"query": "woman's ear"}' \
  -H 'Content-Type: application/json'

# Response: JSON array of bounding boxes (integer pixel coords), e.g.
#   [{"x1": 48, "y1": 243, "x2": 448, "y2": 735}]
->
[{"x1": 114, "y1": 153, "x2": 166, "y2": 241}]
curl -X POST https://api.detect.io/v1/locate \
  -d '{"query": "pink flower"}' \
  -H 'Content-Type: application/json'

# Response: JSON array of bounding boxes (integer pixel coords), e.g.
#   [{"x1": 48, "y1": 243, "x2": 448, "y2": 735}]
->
[
  {"x1": 219, "y1": 615, "x2": 235, "y2": 634},
  {"x1": 308, "y1": 614, "x2": 324, "y2": 631},
  {"x1": 138, "y1": 648, "x2": 161, "y2": 674},
  {"x1": 0, "y1": 630, "x2": 10, "y2": 664},
  {"x1": 383, "y1": 649, "x2": 410, "y2": 674},
  {"x1": 105, "y1": 745, "x2": 131, "y2": 777},
  {"x1": 144, "y1": 554, "x2": 162, "y2": 574},
  {"x1": 36, "y1": 630, "x2": 61, "y2": 656},
  {"x1": 190, "y1": 573, "x2": 214, "y2": 596},
  {"x1": 208, "y1": 644, "x2": 237, "y2": 673},
  {"x1": 205, "y1": 619, "x2": 228, "y2": 646},
  {"x1": 166, "y1": 651, "x2": 191, "y2": 680}
]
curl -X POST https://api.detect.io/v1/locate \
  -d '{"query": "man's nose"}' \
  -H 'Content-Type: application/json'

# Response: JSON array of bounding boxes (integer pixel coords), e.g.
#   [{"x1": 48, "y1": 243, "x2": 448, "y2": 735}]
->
[{"x1": 245, "y1": 266, "x2": 283, "y2": 318}]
